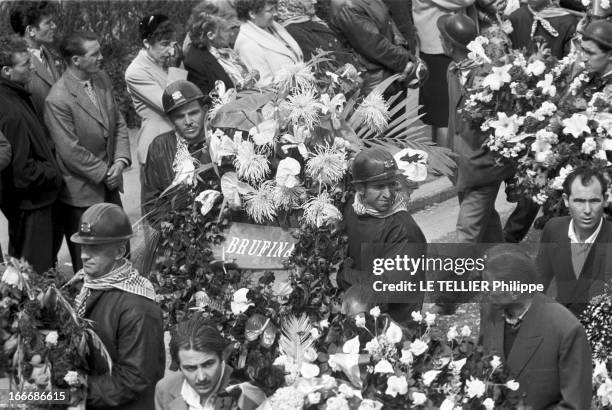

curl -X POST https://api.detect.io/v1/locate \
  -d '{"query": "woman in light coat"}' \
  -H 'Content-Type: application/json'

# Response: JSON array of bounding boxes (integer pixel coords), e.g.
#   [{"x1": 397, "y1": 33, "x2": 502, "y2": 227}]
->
[
  {"x1": 234, "y1": 0, "x2": 303, "y2": 86},
  {"x1": 125, "y1": 15, "x2": 187, "y2": 168}
]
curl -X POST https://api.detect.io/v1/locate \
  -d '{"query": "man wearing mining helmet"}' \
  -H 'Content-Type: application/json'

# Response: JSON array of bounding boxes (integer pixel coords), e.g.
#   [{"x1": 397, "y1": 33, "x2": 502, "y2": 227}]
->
[{"x1": 72, "y1": 202, "x2": 165, "y2": 410}]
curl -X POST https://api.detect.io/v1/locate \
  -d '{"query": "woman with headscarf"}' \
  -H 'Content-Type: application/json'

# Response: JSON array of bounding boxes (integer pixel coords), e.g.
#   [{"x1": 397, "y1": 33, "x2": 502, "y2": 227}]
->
[
  {"x1": 339, "y1": 147, "x2": 427, "y2": 326},
  {"x1": 276, "y1": 0, "x2": 354, "y2": 64},
  {"x1": 234, "y1": 0, "x2": 303, "y2": 86},
  {"x1": 125, "y1": 15, "x2": 187, "y2": 170},
  {"x1": 185, "y1": 1, "x2": 259, "y2": 95}
]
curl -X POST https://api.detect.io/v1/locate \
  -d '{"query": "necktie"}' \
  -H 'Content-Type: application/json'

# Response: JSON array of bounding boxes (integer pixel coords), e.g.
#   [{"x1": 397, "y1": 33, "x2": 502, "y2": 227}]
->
[{"x1": 84, "y1": 81, "x2": 99, "y2": 108}]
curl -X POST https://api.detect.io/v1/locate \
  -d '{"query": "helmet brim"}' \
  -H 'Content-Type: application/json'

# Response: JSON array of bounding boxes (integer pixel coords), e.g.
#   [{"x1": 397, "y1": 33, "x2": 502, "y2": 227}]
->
[
  {"x1": 351, "y1": 169, "x2": 403, "y2": 185},
  {"x1": 70, "y1": 233, "x2": 134, "y2": 245},
  {"x1": 165, "y1": 95, "x2": 212, "y2": 115}
]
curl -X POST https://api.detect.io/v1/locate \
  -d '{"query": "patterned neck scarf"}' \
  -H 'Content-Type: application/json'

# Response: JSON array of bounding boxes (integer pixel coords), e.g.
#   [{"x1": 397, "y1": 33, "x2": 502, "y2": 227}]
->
[
  {"x1": 74, "y1": 260, "x2": 156, "y2": 316},
  {"x1": 352, "y1": 192, "x2": 407, "y2": 218},
  {"x1": 172, "y1": 133, "x2": 199, "y2": 187},
  {"x1": 527, "y1": 5, "x2": 571, "y2": 38},
  {"x1": 209, "y1": 47, "x2": 251, "y2": 89}
]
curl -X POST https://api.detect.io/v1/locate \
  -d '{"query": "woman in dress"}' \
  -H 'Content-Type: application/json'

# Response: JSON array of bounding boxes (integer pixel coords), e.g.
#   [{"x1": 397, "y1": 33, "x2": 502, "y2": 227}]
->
[
  {"x1": 234, "y1": 0, "x2": 303, "y2": 86},
  {"x1": 125, "y1": 14, "x2": 188, "y2": 169}
]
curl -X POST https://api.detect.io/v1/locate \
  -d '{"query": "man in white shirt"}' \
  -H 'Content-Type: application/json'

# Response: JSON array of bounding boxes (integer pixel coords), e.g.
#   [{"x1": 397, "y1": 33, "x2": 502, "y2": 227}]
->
[{"x1": 537, "y1": 166, "x2": 612, "y2": 317}]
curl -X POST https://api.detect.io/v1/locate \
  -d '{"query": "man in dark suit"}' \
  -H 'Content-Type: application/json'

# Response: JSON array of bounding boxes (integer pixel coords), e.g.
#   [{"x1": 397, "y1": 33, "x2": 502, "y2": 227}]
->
[
  {"x1": 44, "y1": 32, "x2": 131, "y2": 272},
  {"x1": 480, "y1": 244, "x2": 592, "y2": 409},
  {"x1": 0, "y1": 36, "x2": 63, "y2": 273},
  {"x1": 10, "y1": 2, "x2": 61, "y2": 120},
  {"x1": 537, "y1": 166, "x2": 612, "y2": 317}
]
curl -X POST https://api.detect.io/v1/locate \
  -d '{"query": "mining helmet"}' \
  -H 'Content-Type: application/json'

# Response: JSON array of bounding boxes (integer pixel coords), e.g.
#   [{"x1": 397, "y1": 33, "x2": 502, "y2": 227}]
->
[
  {"x1": 71, "y1": 203, "x2": 133, "y2": 245},
  {"x1": 437, "y1": 14, "x2": 478, "y2": 50},
  {"x1": 581, "y1": 20, "x2": 612, "y2": 50},
  {"x1": 162, "y1": 80, "x2": 207, "y2": 114},
  {"x1": 351, "y1": 147, "x2": 402, "y2": 184}
]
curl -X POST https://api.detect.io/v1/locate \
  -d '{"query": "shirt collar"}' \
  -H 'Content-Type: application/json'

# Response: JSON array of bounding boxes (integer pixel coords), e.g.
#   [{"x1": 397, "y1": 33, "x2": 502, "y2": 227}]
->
[
  {"x1": 28, "y1": 47, "x2": 43, "y2": 61},
  {"x1": 567, "y1": 217, "x2": 603, "y2": 243},
  {"x1": 180, "y1": 380, "x2": 204, "y2": 410}
]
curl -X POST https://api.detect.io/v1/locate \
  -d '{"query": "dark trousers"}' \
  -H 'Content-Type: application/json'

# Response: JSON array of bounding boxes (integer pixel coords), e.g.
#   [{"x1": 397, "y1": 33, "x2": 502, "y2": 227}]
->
[
  {"x1": 503, "y1": 197, "x2": 540, "y2": 243},
  {"x1": 7, "y1": 204, "x2": 57, "y2": 274},
  {"x1": 456, "y1": 183, "x2": 504, "y2": 243},
  {"x1": 56, "y1": 190, "x2": 129, "y2": 273}
]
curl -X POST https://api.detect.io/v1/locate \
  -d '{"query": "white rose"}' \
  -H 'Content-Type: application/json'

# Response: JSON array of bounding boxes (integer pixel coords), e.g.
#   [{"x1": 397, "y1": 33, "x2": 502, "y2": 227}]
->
[
  {"x1": 355, "y1": 314, "x2": 366, "y2": 328},
  {"x1": 1, "y1": 266, "x2": 21, "y2": 288},
  {"x1": 63, "y1": 371, "x2": 81, "y2": 386},
  {"x1": 307, "y1": 392, "x2": 321, "y2": 404},
  {"x1": 320, "y1": 319, "x2": 329, "y2": 328},
  {"x1": 411, "y1": 311, "x2": 423, "y2": 322},
  {"x1": 422, "y1": 370, "x2": 441, "y2": 387},
  {"x1": 310, "y1": 328, "x2": 321, "y2": 339},
  {"x1": 338, "y1": 383, "x2": 356, "y2": 397},
  {"x1": 374, "y1": 359, "x2": 394, "y2": 374},
  {"x1": 440, "y1": 397, "x2": 455, "y2": 410},
  {"x1": 369, "y1": 306, "x2": 381, "y2": 318},
  {"x1": 424, "y1": 312, "x2": 436, "y2": 326},
  {"x1": 412, "y1": 391, "x2": 427, "y2": 406},
  {"x1": 526, "y1": 60, "x2": 546, "y2": 76},
  {"x1": 409, "y1": 339, "x2": 429, "y2": 356},
  {"x1": 300, "y1": 362, "x2": 320, "y2": 378},
  {"x1": 582, "y1": 137, "x2": 597, "y2": 155},
  {"x1": 230, "y1": 288, "x2": 253, "y2": 315},
  {"x1": 385, "y1": 321, "x2": 403, "y2": 344},
  {"x1": 385, "y1": 375, "x2": 408, "y2": 397},
  {"x1": 490, "y1": 355, "x2": 502, "y2": 370},
  {"x1": 505, "y1": 380, "x2": 520, "y2": 391},
  {"x1": 447, "y1": 326, "x2": 458, "y2": 341},
  {"x1": 483, "y1": 398, "x2": 495, "y2": 410},
  {"x1": 45, "y1": 331, "x2": 59, "y2": 347},
  {"x1": 400, "y1": 349, "x2": 414, "y2": 365},
  {"x1": 358, "y1": 399, "x2": 384, "y2": 410},
  {"x1": 461, "y1": 325, "x2": 472, "y2": 337},
  {"x1": 365, "y1": 338, "x2": 380, "y2": 354},
  {"x1": 466, "y1": 377, "x2": 486, "y2": 398}
]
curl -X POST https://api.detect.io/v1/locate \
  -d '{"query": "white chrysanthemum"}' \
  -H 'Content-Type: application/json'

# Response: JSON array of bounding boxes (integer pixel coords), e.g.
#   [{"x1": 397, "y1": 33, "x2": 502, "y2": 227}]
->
[
  {"x1": 355, "y1": 90, "x2": 391, "y2": 133},
  {"x1": 273, "y1": 185, "x2": 306, "y2": 210},
  {"x1": 305, "y1": 145, "x2": 347, "y2": 185},
  {"x1": 233, "y1": 140, "x2": 270, "y2": 183},
  {"x1": 244, "y1": 181, "x2": 277, "y2": 223},
  {"x1": 267, "y1": 386, "x2": 305, "y2": 410},
  {"x1": 286, "y1": 88, "x2": 322, "y2": 129},
  {"x1": 302, "y1": 192, "x2": 343, "y2": 228},
  {"x1": 275, "y1": 62, "x2": 316, "y2": 91}
]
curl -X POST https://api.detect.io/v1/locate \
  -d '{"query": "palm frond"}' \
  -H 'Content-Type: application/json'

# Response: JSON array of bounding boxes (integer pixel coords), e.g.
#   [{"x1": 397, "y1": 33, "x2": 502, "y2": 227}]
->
[
  {"x1": 86, "y1": 328, "x2": 113, "y2": 375},
  {"x1": 345, "y1": 74, "x2": 457, "y2": 177},
  {"x1": 279, "y1": 314, "x2": 314, "y2": 369}
]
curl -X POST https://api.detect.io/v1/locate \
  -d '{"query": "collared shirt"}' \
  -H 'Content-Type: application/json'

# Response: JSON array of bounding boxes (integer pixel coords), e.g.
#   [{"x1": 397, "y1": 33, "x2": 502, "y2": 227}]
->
[
  {"x1": 567, "y1": 217, "x2": 603, "y2": 278},
  {"x1": 181, "y1": 380, "x2": 205, "y2": 410},
  {"x1": 28, "y1": 47, "x2": 44, "y2": 62}
]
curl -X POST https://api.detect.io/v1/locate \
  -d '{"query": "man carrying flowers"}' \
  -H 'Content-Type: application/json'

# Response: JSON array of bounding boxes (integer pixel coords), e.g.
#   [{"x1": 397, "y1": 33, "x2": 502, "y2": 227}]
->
[
  {"x1": 338, "y1": 147, "x2": 427, "y2": 326},
  {"x1": 71, "y1": 203, "x2": 165, "y2": 409}
]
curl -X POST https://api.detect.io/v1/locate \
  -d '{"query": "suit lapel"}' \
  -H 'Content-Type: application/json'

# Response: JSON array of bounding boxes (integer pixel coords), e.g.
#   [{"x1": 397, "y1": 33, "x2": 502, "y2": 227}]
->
[
  {"x1": 506, "y1": 297, "x2": 544, "y2": 377},
  {"x1": 31, "y1": 53, "x2": 55, "y2": 86},
  {"x1": 66, "y1": 73, "x2": 108, "y2": 129}
]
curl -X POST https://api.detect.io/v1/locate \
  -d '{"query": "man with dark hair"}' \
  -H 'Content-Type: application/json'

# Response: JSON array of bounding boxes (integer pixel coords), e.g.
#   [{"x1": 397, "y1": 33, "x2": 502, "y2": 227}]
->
[
  {"x1": 10, "y1": 1, "x2": 60, "y2": 119},
  {"x1": 0, "y1": 35, "x2": 62, "y2": 274},
  {"x1": 44, "y1": 32, "x2": 131, "y2": 273},
  {"x1": 141, "y1": 80, "x2": 213, "y2": 218},
  {"x1": 155, "y1": 315, "x2": 265, "y2": 410},
  {"x1": 71, "y1": 203, "x2": 165, "y2": 409},
  {"x1": 480, "y1": 244, "x2": 592, "y2": 409},
  {"x1": 537, "y1": 166, "x2": 612, "y2": 317}
]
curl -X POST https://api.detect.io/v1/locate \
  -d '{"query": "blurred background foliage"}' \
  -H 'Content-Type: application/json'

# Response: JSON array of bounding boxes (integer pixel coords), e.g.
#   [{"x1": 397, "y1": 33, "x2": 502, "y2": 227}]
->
[{"x1": 1, "y1": 1, "x2": 200, "y2": 127}]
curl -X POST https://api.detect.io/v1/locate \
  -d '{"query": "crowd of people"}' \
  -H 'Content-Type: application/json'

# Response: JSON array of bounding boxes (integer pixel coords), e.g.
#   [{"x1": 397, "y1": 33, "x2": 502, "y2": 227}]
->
[{"x1": 0, "y1": 0, "x2": 612, "y2": 408}]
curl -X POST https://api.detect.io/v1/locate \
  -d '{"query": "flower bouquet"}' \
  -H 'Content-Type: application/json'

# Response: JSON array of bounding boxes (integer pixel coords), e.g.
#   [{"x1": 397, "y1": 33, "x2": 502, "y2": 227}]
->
[
  {"x1": 0, "y1": 258, "x2": 111, "y2": 408},
  {"x1": 462, "y1": 30, "x2": 612, "y2": 224}
]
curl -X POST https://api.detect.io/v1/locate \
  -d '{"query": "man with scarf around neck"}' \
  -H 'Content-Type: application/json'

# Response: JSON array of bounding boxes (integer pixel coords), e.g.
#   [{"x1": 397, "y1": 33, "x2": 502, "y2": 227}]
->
[
  {"x1": 508, "y1": 0, "x2": 577, "y2": 59},
  {"x1": 339, "y1": 147, "x2": 427, "y2": 326},
  {"x1": 155, "y1": 316, "x2": 266, "y2": 410},
  {"x1": 141, "y1": 80, "x2": 213, "y2": 220},
  {"x1": 72, "y1": 203, "x2": 165, "y2": 410}
]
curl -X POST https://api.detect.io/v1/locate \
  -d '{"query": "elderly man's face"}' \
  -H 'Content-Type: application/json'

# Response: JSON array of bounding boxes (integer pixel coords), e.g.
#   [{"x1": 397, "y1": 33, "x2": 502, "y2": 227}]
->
[
  {"x1": 179, "y1": 349, "x2": 224, "y2": 397},
  {"x1": 81, "y1": 243, "x2": 124, "y2": 278}
]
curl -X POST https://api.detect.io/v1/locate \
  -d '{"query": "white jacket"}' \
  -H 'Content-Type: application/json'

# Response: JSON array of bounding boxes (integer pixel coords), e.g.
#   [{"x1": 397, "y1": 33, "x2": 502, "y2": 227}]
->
[{"x1": 234, "y1": 21, "x2": 303, "y2": 86}]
